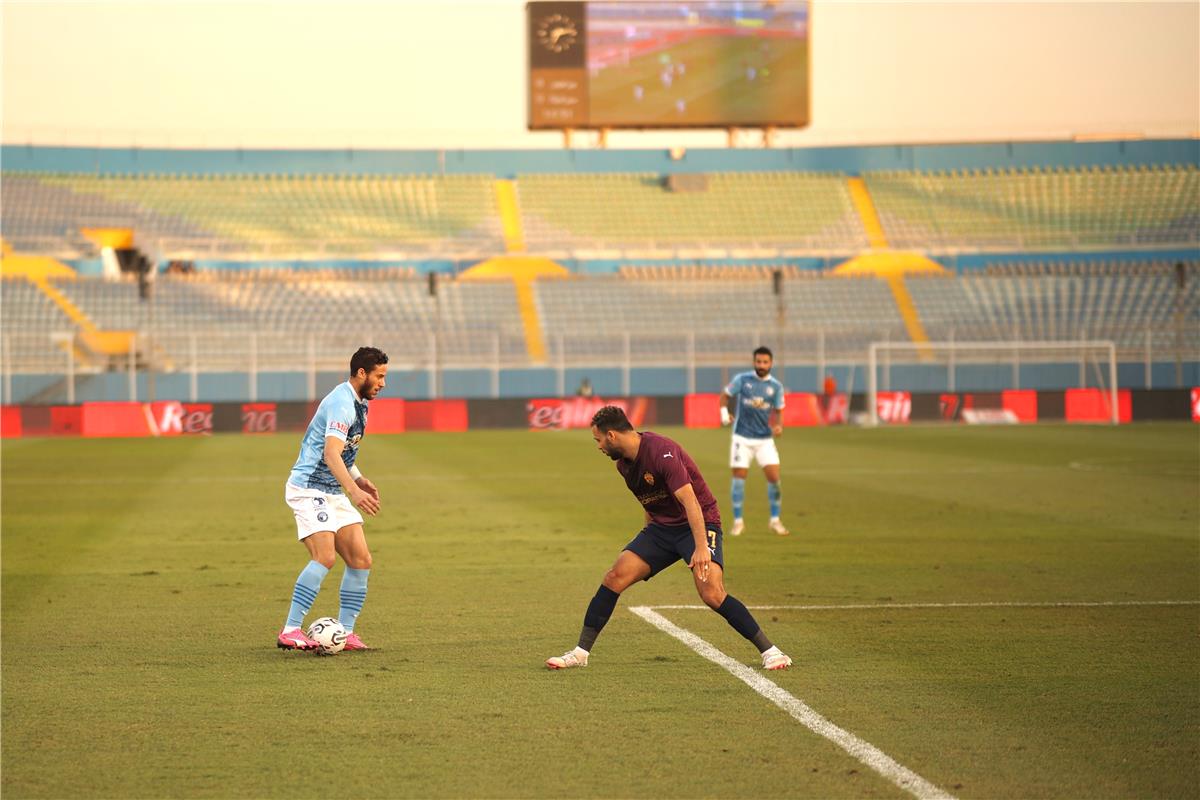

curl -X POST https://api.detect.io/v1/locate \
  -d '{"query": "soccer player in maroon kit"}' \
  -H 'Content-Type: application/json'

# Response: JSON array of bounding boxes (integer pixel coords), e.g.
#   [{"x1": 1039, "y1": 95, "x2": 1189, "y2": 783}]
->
[{"x1": 546, "y1": 405, "x2": 792, "y2": 671}]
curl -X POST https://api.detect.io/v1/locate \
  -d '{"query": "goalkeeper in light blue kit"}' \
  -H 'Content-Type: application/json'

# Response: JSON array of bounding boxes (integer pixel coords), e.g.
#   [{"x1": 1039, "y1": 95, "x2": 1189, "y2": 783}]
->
[
  {"x1": 720, "y1": 346, "x2": 789, "y2": 537},
  {"x1": 277, "y1": 347, "x2": 388, "y2": 652}
]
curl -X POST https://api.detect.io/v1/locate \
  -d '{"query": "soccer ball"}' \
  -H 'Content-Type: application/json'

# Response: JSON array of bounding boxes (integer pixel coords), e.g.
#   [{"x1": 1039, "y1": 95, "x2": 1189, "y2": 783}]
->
[{"x1": 306, "y1": 617, "x2": 347, "y2": 655}]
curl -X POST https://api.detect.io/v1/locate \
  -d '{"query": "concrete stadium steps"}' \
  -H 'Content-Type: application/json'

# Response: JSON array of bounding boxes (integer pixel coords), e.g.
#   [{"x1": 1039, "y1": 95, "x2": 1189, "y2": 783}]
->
[
  {"x1": 10, "y1": 271, "x2": 528, "y2": 370},
  {"x1": 4, "y1": 261, "x2": 1194, "y2": 373},
  {"x1": 1, "y1": 173, "x2": 505, "y2": 255},
  {"x1": 516, "y1": 171, "x2": 869, "y2": 250},
  {"x1": 864, "y1": 165, "x2": 1199, "y2": 250},
  {"x1": 906, "y1": 262, "x2": 1200, "y2": 349},
  {"x1": 533, "y1": 272, "x2": 907, "y2": 361}
]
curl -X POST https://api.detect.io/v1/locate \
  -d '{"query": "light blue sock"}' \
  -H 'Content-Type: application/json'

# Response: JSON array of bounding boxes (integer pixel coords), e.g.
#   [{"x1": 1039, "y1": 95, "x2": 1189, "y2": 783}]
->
[
  {"x1": 768, "y1": 482, "x2": 782, "y2": 518},
  {"x1": 731, "y1": 477, "x2": 746, "y2": 520},
  {"x1": 285, "y1": 560, "x2": 329, "y2": 629},
  {"x1": 339, "y1": 568, "x2": 370, "y2": 632}
]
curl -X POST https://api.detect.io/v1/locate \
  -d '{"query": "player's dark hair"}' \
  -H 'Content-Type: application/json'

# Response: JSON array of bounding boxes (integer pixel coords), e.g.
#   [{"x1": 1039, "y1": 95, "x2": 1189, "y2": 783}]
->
[
  {"x1": 350, "y1": 346, "x2": 388, "y2": 377},
  {"x1": 591, "y1": 405, "x2": 633, "y2": 433},
  {"x1": 753, "y1": 346, "x2": 773, "y2": 360}
]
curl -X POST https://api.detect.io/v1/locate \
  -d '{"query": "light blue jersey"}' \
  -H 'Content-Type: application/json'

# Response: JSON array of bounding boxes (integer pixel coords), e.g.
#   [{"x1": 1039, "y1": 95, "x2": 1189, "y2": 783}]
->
[
  {"x1": 724, "y1": 371, "x2": 785, "y2": 439},
  {"x1": 288, "y1": 381, "x2": 369, "y2": 494}
]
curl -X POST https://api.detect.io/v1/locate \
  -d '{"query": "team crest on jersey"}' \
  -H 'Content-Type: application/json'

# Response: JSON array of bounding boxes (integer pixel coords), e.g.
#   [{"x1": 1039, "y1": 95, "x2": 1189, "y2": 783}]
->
[
  {"x1": 643, "y1": 472, "x2": 655, "y2": 486},
  {"x1": 765, "y1": 386, "x2": 775, "y2": 397}
]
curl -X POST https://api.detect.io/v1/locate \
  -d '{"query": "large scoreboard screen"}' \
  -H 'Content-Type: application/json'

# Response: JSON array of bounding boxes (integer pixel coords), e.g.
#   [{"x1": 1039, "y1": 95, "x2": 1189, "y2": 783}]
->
[{"x1": 528, "y1": 1, "x2": 809, "y2": 130}]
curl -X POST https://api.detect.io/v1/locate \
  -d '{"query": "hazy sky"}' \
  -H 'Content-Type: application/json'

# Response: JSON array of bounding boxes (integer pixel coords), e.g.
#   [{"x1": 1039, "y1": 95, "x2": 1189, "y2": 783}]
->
[{"x1": 2, "y1": 0, "x2": 1197, "y2": 149}]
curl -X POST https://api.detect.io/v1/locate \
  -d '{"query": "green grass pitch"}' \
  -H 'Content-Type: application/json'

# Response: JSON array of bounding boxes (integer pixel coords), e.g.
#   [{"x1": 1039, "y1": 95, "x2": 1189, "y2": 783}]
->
[{"x1": 2, "y1": 424, "x2": 1197, "y2": 798}]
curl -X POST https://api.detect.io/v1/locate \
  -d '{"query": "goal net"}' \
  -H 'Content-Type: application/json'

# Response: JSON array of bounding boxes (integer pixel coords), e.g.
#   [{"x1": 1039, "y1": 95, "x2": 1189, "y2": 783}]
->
[{"x1": 866, "y1": 340, "x2": 1119, "y2": 426}]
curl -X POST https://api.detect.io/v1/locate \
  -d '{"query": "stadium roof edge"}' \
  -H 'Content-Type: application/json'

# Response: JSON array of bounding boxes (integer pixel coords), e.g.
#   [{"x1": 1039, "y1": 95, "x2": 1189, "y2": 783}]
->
[{"x1": 1, "y1": 139, "x2": 1196, "y2": 177}]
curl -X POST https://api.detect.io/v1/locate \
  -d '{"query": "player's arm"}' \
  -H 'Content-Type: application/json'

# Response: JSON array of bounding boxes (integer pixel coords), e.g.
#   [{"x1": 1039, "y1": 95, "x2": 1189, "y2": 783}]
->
[
  {"x1": 674, "y1": 483, "x2": 711, "y2": 582},
  {"x1": 771, "y1": 385, "x2": 785, "y2": 437},
  {"x1": 349, "y1": 463, "x2": 380, "y2": 502},
  {"x1": 323, "y1": 436, "x2": 380, "y2": 516},
  {"x1": 720, "y1": 387, "x2": 737, "y2": 427}
]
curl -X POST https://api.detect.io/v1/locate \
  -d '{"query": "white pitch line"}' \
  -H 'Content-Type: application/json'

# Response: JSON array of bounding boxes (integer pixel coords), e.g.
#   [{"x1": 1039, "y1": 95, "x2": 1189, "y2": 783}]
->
[
  {"x1": 645, "y1": 600, "x2": 1200, "y2": 611},
  {"x1": 628, "y1": 605, "x2": 958, "y2": 800}
]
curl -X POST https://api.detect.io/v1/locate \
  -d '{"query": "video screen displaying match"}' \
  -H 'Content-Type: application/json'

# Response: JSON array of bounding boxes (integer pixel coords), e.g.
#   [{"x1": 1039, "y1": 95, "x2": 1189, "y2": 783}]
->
[
  {"x1": 586, "y1": 1, "x2": 809, "y2": 127},
  {"x1": 527, "y1": 1, "x2": 809, "y2": 129}
]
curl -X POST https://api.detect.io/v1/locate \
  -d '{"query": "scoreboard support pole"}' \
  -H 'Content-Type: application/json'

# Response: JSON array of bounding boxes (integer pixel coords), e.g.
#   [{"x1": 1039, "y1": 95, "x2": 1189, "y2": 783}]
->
[{"x1": 560, "y1": 128, "x2": 610, "y2": 149}]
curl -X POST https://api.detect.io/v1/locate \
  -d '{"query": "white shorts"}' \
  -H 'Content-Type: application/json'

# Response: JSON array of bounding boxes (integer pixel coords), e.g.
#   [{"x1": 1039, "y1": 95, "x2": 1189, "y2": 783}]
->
[
  {"x1": 285, "y1": 483, "x2": 364, "y2": 540},
  {"x1": 730, "y1": 434, "x2": 780, "y2": 470}
]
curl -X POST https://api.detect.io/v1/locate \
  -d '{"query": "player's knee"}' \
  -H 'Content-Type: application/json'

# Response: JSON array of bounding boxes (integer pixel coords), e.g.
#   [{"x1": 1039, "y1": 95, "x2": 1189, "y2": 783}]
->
[
  {"x1": 314, "y1": 552, "x2": 337, "y2": 570},
  {"x1": 601, "y1": 569, "x2": 632, "y2": 593},
  {"x1": 352, "y1": 551, "x2": 373, "y2": 570},
  {"x1": 698, "y1": 584, "x2": 727, "y2": 609}
]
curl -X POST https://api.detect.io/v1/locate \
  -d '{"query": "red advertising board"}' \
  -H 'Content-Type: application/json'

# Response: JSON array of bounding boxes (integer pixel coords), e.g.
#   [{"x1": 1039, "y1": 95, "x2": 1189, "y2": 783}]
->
[
  {"x1": 147, "y1": 402, "x2": 213, "y2": 435},
  {"x1": 241, "y1": 403, "x2": 278, "y2": 434},
  {"x1": 367, "y1": 398, "x2": 406, "y2": 434},
  {"x1": 782, "y1": 392, "x2": 846, "y2": 426},
  {"x1": 683, "y1": 393, "x2": 722, "y2": 428},
  {"x1": 81, "y1": 402, "x2": 149, "y2": 437},
  {"x1": 406, "y1": 399, "x2": 468, "y2": 432},
  {"x1": 527, "y1": 396, "x2": 650, "y2": 431},
  {"x1": 1064, "y1": 388, "x2": 1131, "y2": 423},
  {"x1": 876, "y1": 391, "x2": 912, "y2": 424},
  {"x1": 1, "y1": 406, "x2": 22, "y2": 438},
  {"x1": 1002, "y1": 390, "x2": 1038, "y2": 423},
  {"x1": 1192, "y1": 388, "x2": 1200, "y2": 422}
]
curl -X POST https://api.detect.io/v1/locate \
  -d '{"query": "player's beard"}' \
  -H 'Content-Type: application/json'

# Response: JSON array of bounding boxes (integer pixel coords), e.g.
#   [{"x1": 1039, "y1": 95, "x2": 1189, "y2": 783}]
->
[
  {"x1": 601, "y1": 441, "x2": 622, "y2": 460},
  {"x1": 755, "y1": 368, "x2": 769, "y2": 378}
]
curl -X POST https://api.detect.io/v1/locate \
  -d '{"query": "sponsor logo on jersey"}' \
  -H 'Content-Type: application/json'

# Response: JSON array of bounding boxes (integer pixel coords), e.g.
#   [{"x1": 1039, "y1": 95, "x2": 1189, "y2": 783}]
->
[{"x1": 329, "y1": 421, "x2": 350, "y2": 434}]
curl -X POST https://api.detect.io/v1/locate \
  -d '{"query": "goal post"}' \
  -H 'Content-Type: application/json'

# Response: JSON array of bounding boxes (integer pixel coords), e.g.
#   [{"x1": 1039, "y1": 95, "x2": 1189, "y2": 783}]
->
[{"x1": 866, "y1": 340, "x2": 1119, "y2": 426}]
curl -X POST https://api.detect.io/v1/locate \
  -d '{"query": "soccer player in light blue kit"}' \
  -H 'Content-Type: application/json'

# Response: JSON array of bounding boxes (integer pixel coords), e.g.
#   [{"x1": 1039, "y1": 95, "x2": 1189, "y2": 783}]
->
[
  {"x1": 277, "y1": 347, "x2": 388, "y2": 651},
  {"x1": 720, "y1": 346, "x2": 789, "y2": 537}
]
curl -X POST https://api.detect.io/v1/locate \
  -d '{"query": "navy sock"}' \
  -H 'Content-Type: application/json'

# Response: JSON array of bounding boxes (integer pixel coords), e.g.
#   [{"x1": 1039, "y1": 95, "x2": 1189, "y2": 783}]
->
[
  {"x1": 716, "y1": 594, "x2": 772, "y2": 652},
  {"x1": 578, "y1": 585, "x2": 620, "y2": 651}
]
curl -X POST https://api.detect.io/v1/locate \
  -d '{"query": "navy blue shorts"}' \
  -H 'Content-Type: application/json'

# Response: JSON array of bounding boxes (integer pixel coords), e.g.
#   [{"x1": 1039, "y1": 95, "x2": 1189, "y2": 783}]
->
[{"x1": 623, "y1": 522, "x2": 724, "y2": 580}]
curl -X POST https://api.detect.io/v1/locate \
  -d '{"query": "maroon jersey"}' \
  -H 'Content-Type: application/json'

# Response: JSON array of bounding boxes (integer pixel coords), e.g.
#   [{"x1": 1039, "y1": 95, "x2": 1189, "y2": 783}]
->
[{"x1": 615, "y1": 431, "x2": 721, "y2": 527}]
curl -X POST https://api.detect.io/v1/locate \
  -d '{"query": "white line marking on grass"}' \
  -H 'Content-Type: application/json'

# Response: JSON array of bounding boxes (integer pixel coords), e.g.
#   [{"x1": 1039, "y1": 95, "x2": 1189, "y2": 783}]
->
[
  {"x1": 628, "y1": 605, "x2": 958, "y2": 800},
  {"x1": 646, "y1": 600, "x2": 1200, "y2": 611}
]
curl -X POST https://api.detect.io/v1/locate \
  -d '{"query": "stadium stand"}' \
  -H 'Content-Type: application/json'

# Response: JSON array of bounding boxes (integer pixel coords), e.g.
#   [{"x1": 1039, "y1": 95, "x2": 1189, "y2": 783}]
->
[
  {"x1": 517, "y1": 172, "x2": 869, "y2": 250},
  {"x1": 906, "y1": 260, "x2": 1200, "y2": 351},
  {"x1": 534, "y1": 270, "x2": 907, "y2": 362},
  {"x1": 865, "y1": 165, "x2": 1199, "y2": 250},
  {"x1": 2, "y1": 143, "x2": 1197, "y2": 401},
  {"x1": 5, "y1": 164, "x2": 1196, "y2": 257},
  {"x1": 1, "y1": 270, "x2": 528, "y2": 372},
  {"x1": 0, "y1": 173, "x2": 504, "y2": 256}
]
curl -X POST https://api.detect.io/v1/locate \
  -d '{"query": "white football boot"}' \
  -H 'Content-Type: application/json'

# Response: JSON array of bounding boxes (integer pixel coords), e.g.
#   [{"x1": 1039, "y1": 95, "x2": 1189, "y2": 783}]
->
[
  {"x1": 761, "y1": 646, "x2": 792, "y2": 670},
  {"x1": 729, "y1": 518, "x2": 745, "y2": 537},
  {"x1": 545, "y1": 648, "x2": 589, "y2": 669},
  {"x1": 768, "y1": 518, "x2": 789, "y2": 536}
]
